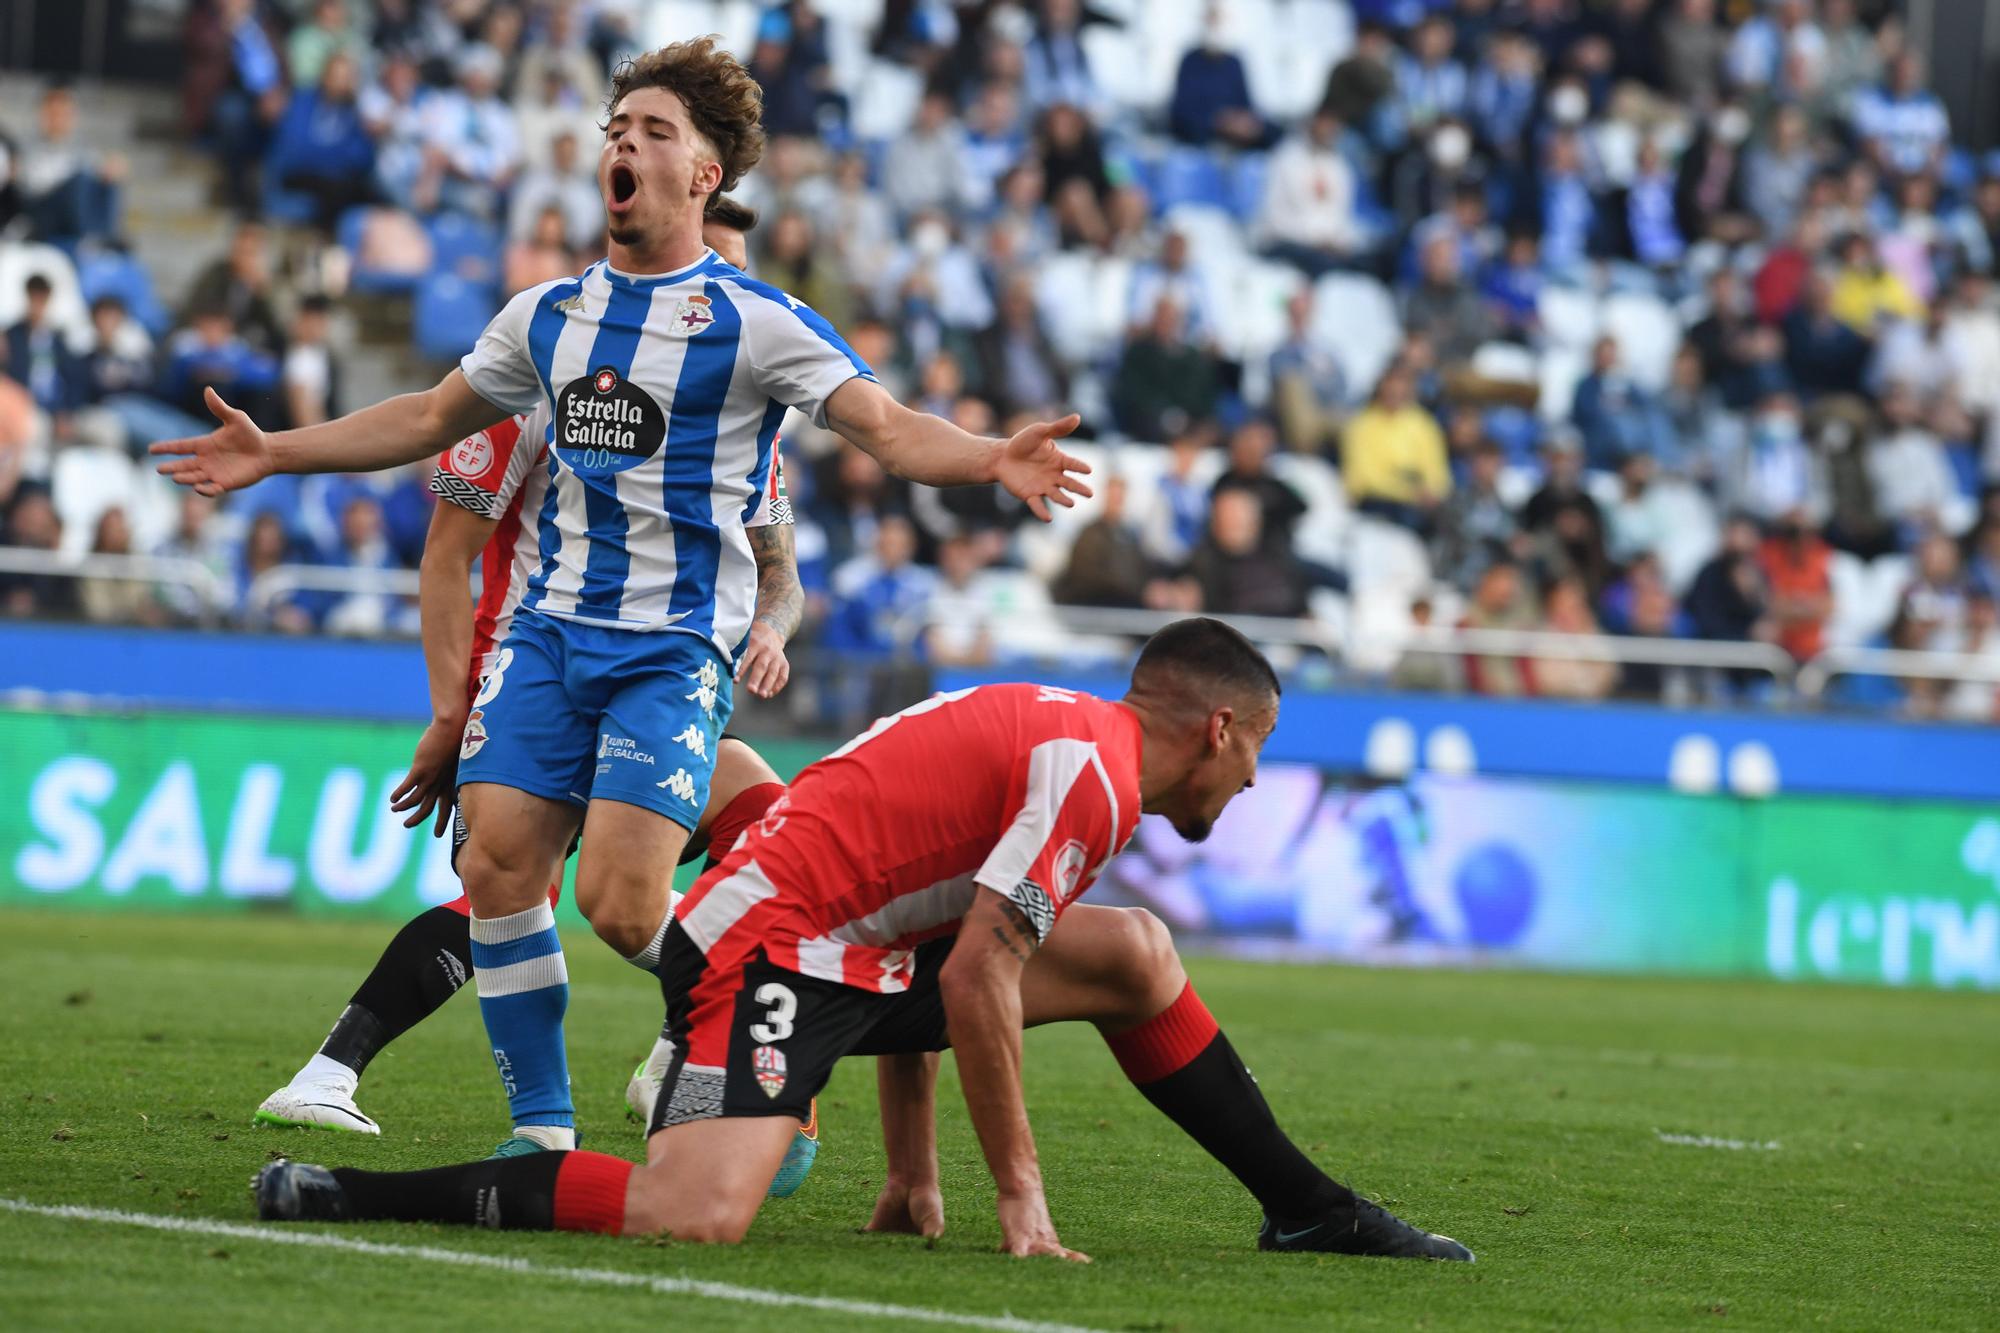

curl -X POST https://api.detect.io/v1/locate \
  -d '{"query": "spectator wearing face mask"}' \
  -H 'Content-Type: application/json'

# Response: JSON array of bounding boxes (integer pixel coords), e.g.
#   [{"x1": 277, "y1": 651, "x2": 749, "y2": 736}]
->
[{"x1": 1724, "y1": 391, "x2": 1823, "y2": 526}]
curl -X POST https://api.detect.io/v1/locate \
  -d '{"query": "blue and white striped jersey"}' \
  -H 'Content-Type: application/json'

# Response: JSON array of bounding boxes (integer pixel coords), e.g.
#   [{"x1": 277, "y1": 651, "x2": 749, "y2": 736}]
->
[{"x1": 459, "y1": 250, "x2": 872, "y2": 660}]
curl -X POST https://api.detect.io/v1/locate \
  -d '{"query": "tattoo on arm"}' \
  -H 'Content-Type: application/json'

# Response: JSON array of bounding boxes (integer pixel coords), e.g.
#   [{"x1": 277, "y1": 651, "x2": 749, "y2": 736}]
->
[
  {"x1": 747, "y1": 523, "x2": 804, "y2": 642},
  {"x1": 990, "y1": 899, "x2": 1043, "y2": 964}
]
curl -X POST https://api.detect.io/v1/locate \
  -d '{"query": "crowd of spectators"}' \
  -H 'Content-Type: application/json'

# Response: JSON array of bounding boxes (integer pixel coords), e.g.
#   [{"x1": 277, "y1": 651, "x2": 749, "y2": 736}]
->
[{"x1": 2, "y1": 0, "x2": 1999, "y2": 719}]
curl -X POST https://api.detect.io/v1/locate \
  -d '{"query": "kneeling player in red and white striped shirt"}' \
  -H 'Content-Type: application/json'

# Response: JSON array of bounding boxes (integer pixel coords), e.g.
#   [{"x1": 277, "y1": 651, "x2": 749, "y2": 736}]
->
[{"x1": 258, "y1": 620, "x2": 1471, "y2": 1262}]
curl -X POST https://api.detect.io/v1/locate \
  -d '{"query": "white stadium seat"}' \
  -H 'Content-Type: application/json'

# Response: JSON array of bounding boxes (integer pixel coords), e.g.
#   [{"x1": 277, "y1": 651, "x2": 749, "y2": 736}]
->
[
  {"x1": 1536, "y1": 284, "x2": 1600, "y2": 351},
  {"x1": 1601, "y1": 290, "x2": 1681, "y2": 393},
  {"x1": 1309, "y1": 271, "x2": 1401, "y2": 397}
]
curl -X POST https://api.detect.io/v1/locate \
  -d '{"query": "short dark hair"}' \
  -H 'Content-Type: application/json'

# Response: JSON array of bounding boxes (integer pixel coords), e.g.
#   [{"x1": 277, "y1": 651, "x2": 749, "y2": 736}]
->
[
  {"x1": 1131, "y1": 617, "x2": 1281, "y2": 705},
  {"x1": 703, "y1": 193, "x2": 759, "y2": 234},
  {"x1": 23, "y1": 274, "x2": 51, "y2": 298},
  {"x1": 606, "y1": 38, "x2": 766, "y2": 194}
]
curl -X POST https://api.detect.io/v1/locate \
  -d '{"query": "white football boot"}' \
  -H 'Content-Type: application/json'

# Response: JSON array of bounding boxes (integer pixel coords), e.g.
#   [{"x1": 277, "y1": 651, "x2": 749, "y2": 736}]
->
[{"x1": 255, "y1": 1057, "x2": 380, "y2": 1135}]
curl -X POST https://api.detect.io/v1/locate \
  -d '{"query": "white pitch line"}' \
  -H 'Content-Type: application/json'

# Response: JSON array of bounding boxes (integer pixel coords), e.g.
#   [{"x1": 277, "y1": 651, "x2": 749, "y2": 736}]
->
[
  {"x1": 1653, "y1": 1130, "x2": 1782, "y2": 1152},
  {"x1": 0, "y1": 1198, "x2": 1106, "y2": 1333}
]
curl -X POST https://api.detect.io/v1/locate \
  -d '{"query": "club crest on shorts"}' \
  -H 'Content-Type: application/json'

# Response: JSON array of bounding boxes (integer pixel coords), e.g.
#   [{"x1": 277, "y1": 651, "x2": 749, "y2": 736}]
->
[
  {"x1": 753, "y1": 1044, "x2": 787, "y2": 1099},
  {"x1": 459, "y1": 710, "x2": 488, "y2": 760}
]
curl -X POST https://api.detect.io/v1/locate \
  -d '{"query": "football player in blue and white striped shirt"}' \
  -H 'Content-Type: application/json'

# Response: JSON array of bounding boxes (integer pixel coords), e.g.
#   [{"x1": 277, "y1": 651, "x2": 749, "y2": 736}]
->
[{"x1": 156, "y1": 37, "x2": 1090, "y2": 1157}]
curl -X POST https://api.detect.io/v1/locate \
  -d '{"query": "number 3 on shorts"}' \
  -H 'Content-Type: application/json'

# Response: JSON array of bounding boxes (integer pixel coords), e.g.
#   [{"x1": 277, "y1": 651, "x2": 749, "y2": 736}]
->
[
  {"x1": 749, "y1": 982, "x2": 796, "y2": 1043},
  {"x1": 471, "y1": 648, "x2": 514, "y2": 708}
]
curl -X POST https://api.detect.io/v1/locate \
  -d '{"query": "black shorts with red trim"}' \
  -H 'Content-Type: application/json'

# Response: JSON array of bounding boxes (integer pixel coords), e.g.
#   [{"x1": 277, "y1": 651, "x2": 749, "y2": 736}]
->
[{"x1": 646, "y1": 924, "x2": 955, "y2": 1135}]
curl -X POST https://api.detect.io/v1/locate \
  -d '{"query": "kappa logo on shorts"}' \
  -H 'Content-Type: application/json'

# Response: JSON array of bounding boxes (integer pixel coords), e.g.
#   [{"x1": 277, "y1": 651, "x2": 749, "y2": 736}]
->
[
  {"x1": 459, "y1": 710, "x2": 488, "y2": 760},
  {"x1": 685, "y1": 660, "x2": 720, "y2": 716},
  {"x1": 752, "y1": 1044, "x2": 787, "y2": 1099},
  {"x1": 657, "y1": 768, "x2": 697, "y2": 803},
  {"x1": 672, "y1": 723, "x2": 708, "y2": 760}
]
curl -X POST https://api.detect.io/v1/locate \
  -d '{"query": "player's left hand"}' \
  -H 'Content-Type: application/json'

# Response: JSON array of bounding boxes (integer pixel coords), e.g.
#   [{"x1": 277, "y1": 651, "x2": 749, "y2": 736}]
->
[
  {"x1": 862, "y1": 1177, "x2": 945, "y2": 1240},
  {"x1": 995, "y1": 414, "x2": 1092, "y2": 522},
  {"x1": 390, "y1": 715, "x2": 463, "y2": 836},
  {"x1": 735, "y1": 621, "x2": 791, "y2": 699}
]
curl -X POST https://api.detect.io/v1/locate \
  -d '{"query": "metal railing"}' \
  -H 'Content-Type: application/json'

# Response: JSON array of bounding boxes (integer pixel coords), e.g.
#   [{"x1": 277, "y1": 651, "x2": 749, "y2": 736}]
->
[
  {"x1": 1797, "y1": 646, "x2": 2000, "y2": 700},
  {"x1": 7, "y1": 546, "x2": 2000, "y2": 711},
  {"x1": 244, "y1": 564, "x2": 424, "y2": 619},
  {"x1": 0, "y1": 546, "x2": 231, "y2": 616}
]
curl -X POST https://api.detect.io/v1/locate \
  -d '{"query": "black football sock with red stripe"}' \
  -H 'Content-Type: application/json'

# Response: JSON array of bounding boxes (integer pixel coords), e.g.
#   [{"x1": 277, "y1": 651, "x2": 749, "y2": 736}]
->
[
  {"x1": 330, "y1": 1149, "x2": 632, "y2": 1232},
  {"x1": 319, "y1": 905, "x2": 474, "y2": 1074},
  {"x1": 1105, "y1": 982, "x2": 1355, "y2": 1221}
]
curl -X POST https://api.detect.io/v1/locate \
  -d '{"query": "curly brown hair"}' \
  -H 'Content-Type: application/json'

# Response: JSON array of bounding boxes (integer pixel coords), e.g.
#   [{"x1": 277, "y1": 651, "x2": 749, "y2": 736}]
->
[{"x1": 606, "y1": 37, "x2": 767, "y2": 195}]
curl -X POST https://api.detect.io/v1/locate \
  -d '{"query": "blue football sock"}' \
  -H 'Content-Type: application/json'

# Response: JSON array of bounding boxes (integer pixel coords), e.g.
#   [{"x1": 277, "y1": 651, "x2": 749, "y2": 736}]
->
[{"x1": 469, "y1": 903, "x2": 573, "y2": 1130}]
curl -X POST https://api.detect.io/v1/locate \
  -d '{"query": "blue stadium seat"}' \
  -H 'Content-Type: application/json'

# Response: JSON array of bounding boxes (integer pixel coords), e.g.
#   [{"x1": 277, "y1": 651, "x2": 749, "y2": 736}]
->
[
  {"x1": 1228, "y1": 151, "x2": 1270, "y2": 223},
  {"x1": 414, "y1": 272, "x2": 500, "y2": 365},
  {"x1": 1152, "y1": 146, "x2": 1233, "y2": 213},
  {"x1": 74, "y1": 248, "x2": 169, "y2": 337},
  {"x1": 262, "y1": 164, "x2": 319, "y2": 228},
  {"x1": 426, "y1": 211, "x2": 503, "y2": 287},
  {"x1": 339, "y1": 207, "x2": 423, "y2": 297}
]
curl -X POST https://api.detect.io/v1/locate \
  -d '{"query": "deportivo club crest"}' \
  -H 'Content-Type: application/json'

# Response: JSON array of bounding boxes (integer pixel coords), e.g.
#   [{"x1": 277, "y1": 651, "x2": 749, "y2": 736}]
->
[
  {"x1": 671, "y1": 294, "x2": 715, "y2": 335},
  {"x1": 753, "y1": 1045, "x2": 787, "y2": 1098}
]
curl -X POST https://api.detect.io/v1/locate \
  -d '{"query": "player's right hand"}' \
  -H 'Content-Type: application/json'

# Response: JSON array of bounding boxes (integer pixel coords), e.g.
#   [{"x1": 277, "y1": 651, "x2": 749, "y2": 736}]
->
[
  {"x1": 996, "y1": 1189, "x2": 1090, "y2": 1262},
  {"x1": 862, "y1": 1177, "x2": 945, "y2": 1240},
  {"x1": 150, "y1": 387, "x2": 276, "y2": 496},
  {"x1": 390, "y1": 715, "x2": 463, "y2": 836}
]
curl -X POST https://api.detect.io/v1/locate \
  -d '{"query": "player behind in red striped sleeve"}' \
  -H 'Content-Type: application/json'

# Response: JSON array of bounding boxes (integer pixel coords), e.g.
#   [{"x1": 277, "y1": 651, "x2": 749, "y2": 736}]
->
[{"x1": 259, "y1": 620, "x2": 1472, "y2": 1262}]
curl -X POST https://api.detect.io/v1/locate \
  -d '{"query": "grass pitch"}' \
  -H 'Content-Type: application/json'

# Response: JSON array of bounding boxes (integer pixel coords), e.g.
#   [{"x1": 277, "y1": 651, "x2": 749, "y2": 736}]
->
[{"x1": 2, "y1": 908, "x2": 1996, "y2": 1332}]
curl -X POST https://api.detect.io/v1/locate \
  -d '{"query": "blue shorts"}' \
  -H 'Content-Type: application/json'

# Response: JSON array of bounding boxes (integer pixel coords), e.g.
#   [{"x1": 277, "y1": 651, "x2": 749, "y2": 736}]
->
[{"x1": 456, "y1": 607, "x2": 733, "y2": 830}]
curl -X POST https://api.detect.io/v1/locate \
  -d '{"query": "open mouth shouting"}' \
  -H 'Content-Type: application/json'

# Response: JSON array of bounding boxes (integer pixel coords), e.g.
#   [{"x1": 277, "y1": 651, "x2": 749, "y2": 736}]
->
[{"x1": 607, "y1": 161, "x2": 640, "y2": 217}]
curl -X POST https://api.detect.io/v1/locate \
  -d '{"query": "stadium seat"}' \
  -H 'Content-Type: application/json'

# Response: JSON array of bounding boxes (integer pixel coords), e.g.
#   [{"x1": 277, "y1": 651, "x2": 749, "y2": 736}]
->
[
  {"x1": 425, "y1": 212, "x2": 502, "y2": 287},
  {"x1": 1204, "y1": 258, "x2": 1302, "y2": 364},
  {"x1": 0, "y1": 242, "x2": 90, "y2": 345},
  {"x1": 1601, "y1": 290, "x2": 1680, "y2": 392},
  {"x1": 1082, "y1": 25, "x2": 1154, "y2": 116},
  {"x1": 849, "y1": 58, "x2": 925, "y2": 144},
  {"x1": 74, "y1": 247, "x2": 170, "y2": 338},
  {"x1": 50, "y1": 444, "x2": 137, "y2": 557},
  {"x1": 1470, "y1": 341, "x2": 1540, "y2": 386},
  {"x1": 643, "y1": 2, "x2": 720, "y2": 50},
  {"x1": 1345, "y1": 515, "x2": 1432, "y2": 600},
  {"x1": 1649, "y1": 479, "x2": 1720, "y2": 594},
  {"x1": 1273, "y1": 451, "x2": 1349, "y2": 568},
  {"x1": 1825, "y1": 550, "x2": 1872, "y2": 648},
  {"x1": 1346, "y1": 584, "x2": 1419, "y2": 674},
  {"x1": 1154, "y1": 148, "x2": 1235, "y2": 214},
  {"x1": 339, "y1": 207, "x2": 430, "y2": 296},
  {"x1": 1033, "y1": 252, "x2": 1104, "y2": 365},
  {"x1": 1537, "y1": 345, "x2": 1590, "y2": 423},
  {"x1": 1308, "y1": 271, "x2": 1400, "y2": 396},
  {"x1": 1536, "y1": 284, "x2": 1600, "y2": 351},
  {"x1": 414, "y1": 272, "x2": 500, "y2": 365}
]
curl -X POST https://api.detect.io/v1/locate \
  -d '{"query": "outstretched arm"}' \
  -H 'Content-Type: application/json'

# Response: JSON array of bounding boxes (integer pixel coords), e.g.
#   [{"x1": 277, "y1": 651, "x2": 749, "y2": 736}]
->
[
  {"x1": 939, "y1": 887, "x2": 1089, "y2": 1262},
  {"x1": 823, "y1": 378, "x2": 1092, "y2": 522},
  {"x1": 153, "y1": 372, "x2": 509, "y2": 495}
]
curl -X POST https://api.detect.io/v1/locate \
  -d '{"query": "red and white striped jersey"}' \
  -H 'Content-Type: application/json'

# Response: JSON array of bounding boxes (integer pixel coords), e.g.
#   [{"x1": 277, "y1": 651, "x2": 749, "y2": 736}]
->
[
  {"x1": 678, "y1": 683, "x2": 1145, "y2": 994},
  {"x1": 429, "y1": 413, "x2": 792, "y2": 706},
  {"x1": 429, "y1": 410, "x2": 550, "y2": 704}
]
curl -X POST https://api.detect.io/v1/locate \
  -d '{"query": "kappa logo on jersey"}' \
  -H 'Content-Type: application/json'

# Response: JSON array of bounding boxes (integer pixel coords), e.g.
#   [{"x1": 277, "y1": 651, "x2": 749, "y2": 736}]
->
[
  {"x1": 686, "y1": 660, "x2": 720, "y2": 715},
  {"x1": 450, "y1": 430, "x2": 497, "y2": 480},
  {"x1": 1052, "y1": 839, "x2": 1090, "y2": 903},
  {"x1": 669, "y1": 294, "x2": 716, "y2": 335},
  {"x1": 459, "y1": 710, "x2": 488, "y2": 760},
  {"x1": 554, "y1": 366, "x2": 666, "y2": 473},
  {"x1": 672, "y1": 723, "x2": 708, "y2": 760},
  {"x1": 752, "y1": 1044, "x2": 787, "y2": 1098},
  {"x1": 657, "y1": 768, "x2": 698, "y2": 803}
]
